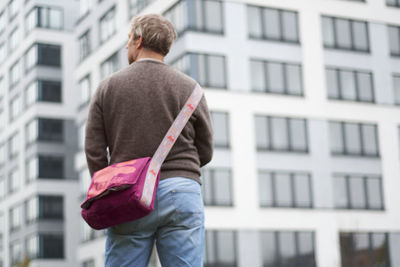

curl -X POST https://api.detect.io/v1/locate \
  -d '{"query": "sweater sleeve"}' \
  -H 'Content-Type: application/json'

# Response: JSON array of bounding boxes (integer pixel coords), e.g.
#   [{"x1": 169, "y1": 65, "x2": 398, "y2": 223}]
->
[
  {"x1": 193, "y1": 93, "x2": 214, "y2": 167},
  {"x1": 84, "y1": 79, "x2": 109, "y2": 178}
]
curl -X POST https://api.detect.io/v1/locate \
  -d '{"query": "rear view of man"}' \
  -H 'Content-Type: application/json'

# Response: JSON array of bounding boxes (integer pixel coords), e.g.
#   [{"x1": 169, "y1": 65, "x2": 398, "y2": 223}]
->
[{"x1": 84, "y1": 13, "x2": 214, "y2": 266}]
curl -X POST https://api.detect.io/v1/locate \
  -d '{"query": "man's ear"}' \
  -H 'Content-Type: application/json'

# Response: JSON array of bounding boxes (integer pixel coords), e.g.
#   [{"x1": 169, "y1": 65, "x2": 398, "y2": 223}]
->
[{"x1": 135, "y1": 36, "x2": 143, "y2": 49}]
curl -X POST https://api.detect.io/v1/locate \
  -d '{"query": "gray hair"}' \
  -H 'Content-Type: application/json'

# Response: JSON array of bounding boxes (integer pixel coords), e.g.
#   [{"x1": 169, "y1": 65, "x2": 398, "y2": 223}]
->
[{"x1": 130, "y1": 13, "x2": 177, "y2": 56}]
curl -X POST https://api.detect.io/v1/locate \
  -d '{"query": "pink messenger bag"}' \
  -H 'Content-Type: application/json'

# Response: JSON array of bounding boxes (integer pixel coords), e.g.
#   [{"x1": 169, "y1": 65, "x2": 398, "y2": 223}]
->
[{"x1": 80, "y1": 83, "x2": 204, "y2": 230}]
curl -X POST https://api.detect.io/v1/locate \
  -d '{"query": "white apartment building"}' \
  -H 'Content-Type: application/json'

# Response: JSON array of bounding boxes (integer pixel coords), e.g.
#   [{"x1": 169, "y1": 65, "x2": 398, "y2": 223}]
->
[
  {"x1": 1, "y1": 0, "x2": 399, "y2": 266},
  {"x1": 0, "y1": 0, "x2": 82, "y2": 267}
]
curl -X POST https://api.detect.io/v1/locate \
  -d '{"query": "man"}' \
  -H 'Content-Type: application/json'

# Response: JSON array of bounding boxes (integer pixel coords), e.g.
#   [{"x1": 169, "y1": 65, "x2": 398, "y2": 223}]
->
[{"x1": 84, "y1": 13, "x2": 214, "y2": 267}]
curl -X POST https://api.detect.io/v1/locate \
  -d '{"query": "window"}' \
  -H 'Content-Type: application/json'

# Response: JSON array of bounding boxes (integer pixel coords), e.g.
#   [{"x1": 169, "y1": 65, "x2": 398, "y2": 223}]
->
[
  {"x1": 204, "y1": 230, "x2": 237, "y2": 267},
  {"x1": 201, "y1": 168, "x2": 233, "y2": 206},
  {"x1": 79, "y1": 0, "x2": 94, "y2": 16},
  {"x1": 8, "y1": 0, "x2": 19, "y2": 21},
  {"x1": 9, "y1": 59, "x2": 22, "y2": 88},
  {"x1": 394, "y1": 75, "x2": 400, "y2": 105},
  {"x1": 26, "y1": 156, "x2": 38, "y2": 183},
  {"x1": 9, "y1": 94, "x2": 22, "y2": 121},
  {"x1": 25, "y1": 118, "x2": 63, "y2": 145},
  {"x1": 0, "y1": 42, "x2": 5, "y2": 63},
  {"x1": 78, "y1": 123, "x2": 86, "y2": 151},
  {"x1": 259, "y1": 171, "x2": 313, "y2": 208},
  {"x1": 171, "y1": 53, "x2": 227, "y2": 88},
  {"x1": 339, "y1": 232, "x2": 400, "y2": 267},
  {"x1": 9, "y1": 204, "x2": 22, "y2": 231},
  {"x1": 0, "y1": 11, "x2": 5, "y2": 33},
  {"x1": 79, "y1": 30, "x2": 91, "y2": 62},
  {"x1": 8, "y1": 168, "x2": 20, "y2": 194},
  {"x1": 82, "y1": 259, "x2": 95, "y2": 267},
  {"x1": 79, "y1": 75, "x2": 91, "y2": 106},
  {"x1": 387, "y1": 0, "x2": 400, "y2": 7},
  {"x1": 329, "y1": 121, "x2": 379, "y2": 157},
  {"x1": 255, "y1": 115, "x2": 308, "y2": 153},
  {"x1": 333, "y1": 174, "x2": 383, "y2": 210},
  {"x1": 164, "y1": 0, "x2": 224, "y2": 36},
  {"x1": 389, "y1": 25, "x2": 400, "y2": 57},
  {"x1": 25, "y1": 6, "x2": 36, "y2": 33},
  {"x1": 247, "y1": 5, "x2": 299, "y2": 43},
  {"x1": 101, "y1": 52, "x2": 119, "y2": 79},
  {"x1": 129, "y1": 0, "x2": 155, "y2": 16},
  {"x1": 8, "y1": 27, "x2": 21, "y2": 53},
  {"x1": 38, "y1": 43, "x2": 61, "y2": 66},
  {"x1": 79, "y1": 168, "x2": 91, "y2": 196},
  {"x1": 0, "y1": 214, "x2": 4, "y2": 248},
  {"x1": 10, "y1": 240, "x2": 22, "y2": 266},
  {"x1": 0, "y1": 109, "x2": 4, "y2": 133},
  {"x1": 24, "y1": 43, "x2": 62, "y2": 69},
  {"x1": 8, "y1": 132, "x2": 19, "y2": 159},
  {"x1": 261, "y1": 231, "x2": 316, "y2": 267},
  {"x1": 250, "y1": 59, "x2": 303, "y2": 96},
  {"x1": 0, "y1": 178, "x2": 5, "y2": 199},
  {"x1": 25, "y1": 195, "x2": 63, "y2": 223},
  {"x1": 210, "y1": 112, "x2": 229, "y2": 148},
  {"x1": 25, "y1": 6, "x2": 62, "y2": 33},
  {"x1": 26, "y1": 80, "x2": 62, "y2": 106},
  {"x1": 0, "y1": 143, "x2": 5, "y2": 166},
  {"x1": 326, "y1": 67, "x2": 374, "y2": 103},
  {"x1": 38, "y1": 155, "x2": 64, "y2": 179},
  {"x1": 322, "y1": 16, "x2": 369, "y2": 52},
  {"x1": 99, "y1": 6, "x2": 116, "y2": 44},
  {"x1": 25, "y1": 234, "x2": 64, "y2": 259}
]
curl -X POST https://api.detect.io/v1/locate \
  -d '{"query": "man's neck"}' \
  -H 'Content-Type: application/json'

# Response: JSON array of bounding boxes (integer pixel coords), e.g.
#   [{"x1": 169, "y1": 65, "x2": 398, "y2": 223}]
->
[{"x1": 136, "y1": 50, "x2": 164, "y2": 63}]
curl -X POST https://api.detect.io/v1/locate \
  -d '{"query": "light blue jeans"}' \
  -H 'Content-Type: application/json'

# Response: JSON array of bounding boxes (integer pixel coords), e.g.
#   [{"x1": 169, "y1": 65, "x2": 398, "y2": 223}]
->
[{"x1": 105, "y1": 177, "x2": 205, "y2": 267}]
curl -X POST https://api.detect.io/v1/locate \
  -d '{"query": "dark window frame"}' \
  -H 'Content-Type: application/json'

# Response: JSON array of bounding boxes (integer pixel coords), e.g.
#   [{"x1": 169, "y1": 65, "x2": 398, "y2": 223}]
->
[
  {"x1": 322, "y1": 15, "x2": 370, "y2": 53},
  {"x1": 78, "y1": 74, "x2": 91, "y2": 110},
  {"x1": 259, "y1": 170, "x2": 314, "y2": 209},
  {"x1": 333, "y1": 173, "x2": 384, "y2": 210},
  {"x1": 25, "y1": 5, "x2": 64, "y2": 34},
  {"x1": 99, "y1": 5, "x2": 116, "y2": 45},
  {"x1": 204, "y1": 230, "x2": 238, "y2": 267},
  {"x1": 247, "y1": 5, "x2": 300, "y2": 44},
  {"x1": 387, "y1": 0, "x2": 400, "y2": 8},
  {"x1": 38, "y1": 155, "x2": 65, "y2": 179},
  {"x1": 329, "y1": 121, "x2": 380, "y2": 157},
  {"x1": 326, "y1": 66, "x2": 375, "y2": 103},
  {"x1": 201, "y1": 168, "x2": 234, "y2": 207},
  {"x1": 79, "y1": 29, "x2": 91, "y2": 62},
  {"x1": 210, "y1": 111, "x2": 230, "y2": 149},
  {"x1": 388, "y1": 24, "x2": 400, "y2": 57},
  {"x1": 255, "y1": 115, "x2": 309, "y2": 153}
]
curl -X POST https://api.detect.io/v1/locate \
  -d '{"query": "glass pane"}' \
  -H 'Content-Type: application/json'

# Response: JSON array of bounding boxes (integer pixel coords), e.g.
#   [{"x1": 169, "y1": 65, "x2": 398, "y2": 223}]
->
[
  {"x1": 271, "y1": 117, "x2": 288, "y2": 150},
  {"x1": 255, "y1": 116, "x2": 269, "y2": 149},
  {"x1": 278, "y1": 232, "x2": 297, "y2": 266},
  {"x1": 297, "y1": 232, "x2": 315, "y2": 267},
  {"x1": 352, "y1": 21, "x2": 369, "y2": 51},
  {"x1": 389, "y1": 233, "x2": 400, "y2": 267},
  {"x1": 334, "y1": 176, "x2": 348, "y2": 208},
  {"x1": 294, "y1": 173, "x2": 311, "y2": 207},
  {"x1": 194, "y1": 0, "x2": 203, "y2": 30},
  {"x1": 205, "y1": 231, "x2": 216, "y2": 264},
  {"x1": 289, "y1": 118, "x2": 307, "y2": 152},
  {"x1": 211, "y1": 112, "x2": 229, "y2": 147},
  {"x1": 267, "y1": 62, "x2": 285, "y2": 94},
  {"x1": 216, "y1": 231, "x2": 235, "y2": 263},
  {"x1": 49, "y1": 9, "x2": 61, "y2": 29},
  {"x1": 275, "y1": 173, "x2": 292, "y2": 207},
  {"x1": 207, "y1": 55, "x2": 225, "y2": 88},
  {"x1": 353, "y1": 233, "x2": 372, "y2": 266},
  {"x1": 248, "y1": 6, "x2": 262, "y2": 38},
  {"x1": 349, "y1": 177, "x2": 366, "y2": 209},
  {"x1": 204, "y1": 1, "x2": 222, "y2": 32},
  {"x1": 340, "y1": 70, "x2": 357, "y2": 101},
  {"x1": 259, "y1": 172, "x2": 273, "y2": 206},
  {"x1": 357, "y1": 72, "x2": 373, "y2": 102},
  {"x1": 336, "y1": 19, "x2": 352, "y2": 49},
  {"x1": 250, "y1": 60, "x2": 265, "y2": 92},
  {"x1": 263, "y1": 8, "x2": 280, "y2": 39},
  {"x1": 344, "y1": 123, "x2": 362, "y2": 155},
  {"x1": 261, "y1": 232, "x2": 278, "y2": 267},
  {"x1": 286, "y1": 64, "x2": 302, "y2": 95},
  {"x1": 214, "y1": 169, "x2": 231, "y2": 205},
  {"x1": 282, "y1": 11, "x2": 298, "y2": 42},
  {"x1": 322, "y1": 17, "x2": 334, "y2": 47},
  {"x1": 340, "y1": 233, "x2": 354, "y2": 267},
  {"x1": 326, "y1": 69, "x2": 339, "y2": 99},
  {"x1": 388, "y1": 26, "x2": 400, "y2": 55},
  {"x1": 366, "y1": 178, "x2": 382, "y2": 209},
  {"x1": 394, "y1": 76, "x2": 400, "y2": 104},
  {"x1": 371, "y1": 233, "x2": 389, "y2": 266},
  {"x1": 361, "y1": 124, "x2": 378, "y2": 156}
]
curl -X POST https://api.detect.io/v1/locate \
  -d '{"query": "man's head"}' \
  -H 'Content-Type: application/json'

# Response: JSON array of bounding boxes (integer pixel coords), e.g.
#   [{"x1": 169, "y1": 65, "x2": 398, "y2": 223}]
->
[{"x1": 126, "y1": 14, "x2": 177, "y2": 64}]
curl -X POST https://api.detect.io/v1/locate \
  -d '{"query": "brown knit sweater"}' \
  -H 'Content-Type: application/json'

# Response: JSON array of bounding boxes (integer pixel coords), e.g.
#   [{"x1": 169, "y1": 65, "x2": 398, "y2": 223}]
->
[{"x1": 84, "y1": 58, "x2": 214, "y2": 185}]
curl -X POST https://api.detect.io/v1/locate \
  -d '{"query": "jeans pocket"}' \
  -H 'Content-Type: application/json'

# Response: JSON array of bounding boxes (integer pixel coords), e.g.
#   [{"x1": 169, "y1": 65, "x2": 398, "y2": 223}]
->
[{"x1": 171, "y1": 189, "x2": 204, "y2": 228}]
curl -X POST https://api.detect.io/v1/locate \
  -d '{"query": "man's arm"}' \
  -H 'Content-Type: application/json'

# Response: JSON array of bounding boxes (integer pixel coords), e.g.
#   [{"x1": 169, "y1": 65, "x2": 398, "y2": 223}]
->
[
  {"x1": 194, "y1": 94, "x2": 214, "y2": 167},
  {"x1": 84, "y1": 79, "x2": 109, "y2": 177}
]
